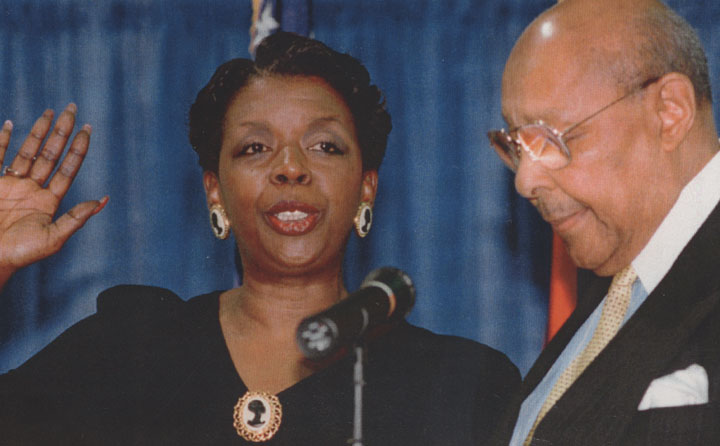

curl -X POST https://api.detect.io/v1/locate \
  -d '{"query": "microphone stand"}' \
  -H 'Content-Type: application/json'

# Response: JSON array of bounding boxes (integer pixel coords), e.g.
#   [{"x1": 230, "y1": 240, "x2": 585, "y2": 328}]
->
[{"x1": 349, "y1": 342, "x2": 365, "y2": 446}]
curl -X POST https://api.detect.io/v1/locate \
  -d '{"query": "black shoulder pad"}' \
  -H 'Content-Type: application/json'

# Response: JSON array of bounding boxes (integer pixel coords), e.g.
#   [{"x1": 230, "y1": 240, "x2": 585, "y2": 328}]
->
[{"x1": 96, "y1": 285, "x2": 183, "y2": 316}]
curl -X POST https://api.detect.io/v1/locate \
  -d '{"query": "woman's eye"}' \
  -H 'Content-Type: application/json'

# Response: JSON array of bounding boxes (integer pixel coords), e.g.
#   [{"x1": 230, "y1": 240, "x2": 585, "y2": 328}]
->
[
  {"x1": 239, "y1": 142, "x2": 269, "y2": 155},
  {"x1": 308, "y1": 141, "x2": 343, "y2": 154}
]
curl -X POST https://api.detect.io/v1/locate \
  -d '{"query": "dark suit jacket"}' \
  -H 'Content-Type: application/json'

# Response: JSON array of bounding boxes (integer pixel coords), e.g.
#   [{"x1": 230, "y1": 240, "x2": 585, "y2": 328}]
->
[{"x1": 493, "y1": 201, "x2": 720, "y2": 445}]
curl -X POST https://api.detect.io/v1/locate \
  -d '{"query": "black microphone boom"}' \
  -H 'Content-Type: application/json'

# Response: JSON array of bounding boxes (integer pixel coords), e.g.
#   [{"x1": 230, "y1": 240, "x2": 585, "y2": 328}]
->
[{"x1": 296, "y1": 267, "x2": 415, "y2": 360}]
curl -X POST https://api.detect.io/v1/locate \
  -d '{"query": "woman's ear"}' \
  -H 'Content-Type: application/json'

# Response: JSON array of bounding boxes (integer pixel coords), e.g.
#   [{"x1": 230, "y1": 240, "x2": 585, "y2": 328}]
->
[
  {"x1": 360, "y1": 170, "x2": 378, "y2": 206},
  {"x1": 203, "y1": 170, "x2": 222, "y2": 207},
  {"x1": 654, "y1": 72, "x2": 696, "y2": 152}
]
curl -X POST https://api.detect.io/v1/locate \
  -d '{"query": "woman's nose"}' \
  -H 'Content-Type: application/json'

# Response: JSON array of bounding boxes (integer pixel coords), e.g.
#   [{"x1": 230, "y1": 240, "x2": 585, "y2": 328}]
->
[{"x1": 270, "y1": 145, "x2": 311, "y2": 185}]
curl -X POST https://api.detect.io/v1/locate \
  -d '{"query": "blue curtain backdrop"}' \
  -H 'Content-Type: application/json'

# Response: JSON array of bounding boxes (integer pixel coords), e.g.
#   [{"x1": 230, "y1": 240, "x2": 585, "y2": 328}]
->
[{"x1": 0, "y1": 0, "x2": 719, "y2": 376}]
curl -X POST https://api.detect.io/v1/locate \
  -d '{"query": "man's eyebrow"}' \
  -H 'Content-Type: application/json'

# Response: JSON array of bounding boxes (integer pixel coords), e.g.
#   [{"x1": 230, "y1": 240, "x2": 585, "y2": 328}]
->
[{"x1": 503, "y1": 107, "x2": 569, "y2": 131}]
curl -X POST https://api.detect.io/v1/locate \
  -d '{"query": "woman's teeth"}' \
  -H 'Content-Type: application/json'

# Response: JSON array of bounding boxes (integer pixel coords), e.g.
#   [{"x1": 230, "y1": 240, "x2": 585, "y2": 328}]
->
[{"x1": 276, "y1": 210, "x2": 309, "y2": 221}]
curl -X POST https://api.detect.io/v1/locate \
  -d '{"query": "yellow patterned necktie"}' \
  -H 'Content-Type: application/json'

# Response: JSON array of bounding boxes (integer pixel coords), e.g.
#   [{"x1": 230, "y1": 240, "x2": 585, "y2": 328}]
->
[{"x1": 524, "y1": 265, "x2": 638, "y2": 445}]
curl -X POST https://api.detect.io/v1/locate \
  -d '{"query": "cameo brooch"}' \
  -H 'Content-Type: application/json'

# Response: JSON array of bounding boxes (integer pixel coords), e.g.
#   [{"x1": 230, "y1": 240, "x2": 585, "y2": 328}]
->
[{"x1": 233, "y1": 391, "x2": 283, "y2": 442}]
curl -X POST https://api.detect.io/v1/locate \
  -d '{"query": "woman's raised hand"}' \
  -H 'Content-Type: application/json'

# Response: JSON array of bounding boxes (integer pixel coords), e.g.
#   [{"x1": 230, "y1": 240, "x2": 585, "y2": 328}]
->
[{"x1": 0, "y1": 104, "x2": 107, "y2": 284}]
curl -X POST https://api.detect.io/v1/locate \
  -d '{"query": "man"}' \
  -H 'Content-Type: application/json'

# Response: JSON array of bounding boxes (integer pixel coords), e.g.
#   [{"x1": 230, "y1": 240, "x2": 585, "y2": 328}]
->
[{"x1": 487, "y1": 0, "x2": 720, "y2": 444}]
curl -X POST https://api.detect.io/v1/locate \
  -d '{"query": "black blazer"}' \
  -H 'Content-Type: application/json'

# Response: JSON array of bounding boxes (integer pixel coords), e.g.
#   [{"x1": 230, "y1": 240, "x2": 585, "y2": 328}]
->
[{"x1": 493, "y1": 201, "x2": 720, "y2": 445}]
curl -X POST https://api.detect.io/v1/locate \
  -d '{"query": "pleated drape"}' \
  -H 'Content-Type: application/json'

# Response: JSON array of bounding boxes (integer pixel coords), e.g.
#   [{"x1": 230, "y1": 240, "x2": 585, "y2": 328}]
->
[{"x1": 1, "y1": 0, "x2": 718, "y2": 376}]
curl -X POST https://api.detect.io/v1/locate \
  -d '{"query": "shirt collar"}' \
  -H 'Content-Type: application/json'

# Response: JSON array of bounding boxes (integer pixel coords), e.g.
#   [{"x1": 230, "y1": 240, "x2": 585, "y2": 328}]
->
[{"x1": 633, "y1": 148, "x2": 720, "y2": 294}]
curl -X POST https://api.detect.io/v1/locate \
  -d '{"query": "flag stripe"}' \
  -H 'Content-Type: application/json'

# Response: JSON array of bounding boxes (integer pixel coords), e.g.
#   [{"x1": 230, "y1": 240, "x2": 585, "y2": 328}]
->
[{"x1": 546, "y1": 232, "x2": 577, "y2": 341}]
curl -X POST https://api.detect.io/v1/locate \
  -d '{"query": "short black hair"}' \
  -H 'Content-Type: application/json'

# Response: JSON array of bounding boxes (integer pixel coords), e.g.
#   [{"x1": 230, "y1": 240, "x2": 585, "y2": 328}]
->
[{"x1": 188, "y1": 32, "x2": 392, "y2": 172}]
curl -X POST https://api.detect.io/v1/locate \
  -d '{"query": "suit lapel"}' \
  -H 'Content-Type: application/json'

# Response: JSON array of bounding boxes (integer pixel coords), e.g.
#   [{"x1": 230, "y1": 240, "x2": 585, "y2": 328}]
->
[
  {"x1": 532, "y1": 201, "x2": 720, "y2": 444},
  {"x1": 488, "y1": 275, "x2": 611, "y2": 445},
  {"x1": 521, "y1": 275, "x2": 610, "y2": 397}
]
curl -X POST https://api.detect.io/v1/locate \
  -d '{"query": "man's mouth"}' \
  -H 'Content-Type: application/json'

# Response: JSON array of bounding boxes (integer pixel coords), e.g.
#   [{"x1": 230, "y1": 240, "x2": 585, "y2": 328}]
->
[{"x1": 547, "y1": 208, "x2": 587, "y2": 233}]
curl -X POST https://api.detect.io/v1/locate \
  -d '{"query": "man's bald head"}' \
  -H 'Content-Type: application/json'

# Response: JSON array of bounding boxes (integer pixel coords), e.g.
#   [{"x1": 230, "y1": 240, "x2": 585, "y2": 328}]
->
[
  {"x1": 495, "y1": 0, "x2": 718, "y2": 275},
  {"x1": 506, "y1": 0, "x2": 711, "y2": 106}
]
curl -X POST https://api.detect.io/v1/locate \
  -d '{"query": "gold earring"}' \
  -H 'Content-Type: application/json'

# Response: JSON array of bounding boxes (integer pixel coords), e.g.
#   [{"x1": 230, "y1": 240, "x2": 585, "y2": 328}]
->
[
  {"x1": 354, "y1": 202, "x2": 373, "y2": 238},
  {"x1": 209, "y1": 204, "x2": 230, "y2": 240}
]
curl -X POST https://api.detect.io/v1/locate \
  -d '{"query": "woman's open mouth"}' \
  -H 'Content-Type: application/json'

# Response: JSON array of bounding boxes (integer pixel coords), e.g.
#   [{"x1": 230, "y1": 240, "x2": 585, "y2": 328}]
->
[{"x1": 265, "y1": 201, "x2": 320, "y2": 235}]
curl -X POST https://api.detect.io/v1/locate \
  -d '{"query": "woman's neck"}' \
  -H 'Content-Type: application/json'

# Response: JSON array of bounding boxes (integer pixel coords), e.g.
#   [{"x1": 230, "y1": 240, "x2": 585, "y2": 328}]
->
[
  {"x1": 218, "y1": 267, "x2": 348, "y2": 394},
  {"x1": 230, "y1": 269, "x2": 346, "y2": 328}
]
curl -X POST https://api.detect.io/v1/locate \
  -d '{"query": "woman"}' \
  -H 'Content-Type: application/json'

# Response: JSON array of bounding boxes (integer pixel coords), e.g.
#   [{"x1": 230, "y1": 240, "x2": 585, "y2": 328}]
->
[{"x1": 0, "y1": 33, "x2": 518, "y2": 445}]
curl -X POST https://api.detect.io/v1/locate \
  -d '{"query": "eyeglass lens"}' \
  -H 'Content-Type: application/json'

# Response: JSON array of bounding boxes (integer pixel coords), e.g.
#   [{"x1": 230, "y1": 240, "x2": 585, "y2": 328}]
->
[{"x1": 489, "y1": 125, "x2": 570, "y2": 172}]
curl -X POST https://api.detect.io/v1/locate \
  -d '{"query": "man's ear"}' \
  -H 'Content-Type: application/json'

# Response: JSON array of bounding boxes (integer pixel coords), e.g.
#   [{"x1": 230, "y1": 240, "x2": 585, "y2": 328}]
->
[
  {"x1": 654, "y1": 72, "x2": 696, "y2": 152},
  {"x1": 360, "y1": 170, "x2": 378, "y2": 206},
  {"x1": 203, "y1": 171, "x2": 222, "y2": 208}
]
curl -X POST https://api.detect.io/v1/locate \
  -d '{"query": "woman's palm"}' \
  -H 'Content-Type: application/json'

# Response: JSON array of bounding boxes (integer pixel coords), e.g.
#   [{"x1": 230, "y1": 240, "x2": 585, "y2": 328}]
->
[{"x1": 0, "y1": 106, "x2": 105, "y2": 275}]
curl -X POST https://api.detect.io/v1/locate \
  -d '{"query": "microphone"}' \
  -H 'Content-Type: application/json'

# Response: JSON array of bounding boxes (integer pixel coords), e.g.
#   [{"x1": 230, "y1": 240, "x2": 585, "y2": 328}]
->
[{"x1": 296, "y1": 267, "x2": 416, "y2": 360}]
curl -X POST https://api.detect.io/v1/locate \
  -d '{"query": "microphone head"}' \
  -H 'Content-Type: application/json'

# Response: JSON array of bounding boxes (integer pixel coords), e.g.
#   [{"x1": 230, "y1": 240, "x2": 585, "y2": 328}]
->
[
  {"x1": 296, "y1": 317, "x2": 340, "y2": 361},
  {"x1": 296, "y1": 267, "x2": 415, "y2": 361},
  {"x1": 360, "y1": 267, "x2": 415, "y2": 319}
]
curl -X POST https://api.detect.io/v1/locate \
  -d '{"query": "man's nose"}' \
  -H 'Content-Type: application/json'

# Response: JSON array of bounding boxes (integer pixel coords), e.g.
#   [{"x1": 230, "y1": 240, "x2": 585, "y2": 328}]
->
[{"x1": 514, "y1": 152, "x2": 554, "y2": 199}]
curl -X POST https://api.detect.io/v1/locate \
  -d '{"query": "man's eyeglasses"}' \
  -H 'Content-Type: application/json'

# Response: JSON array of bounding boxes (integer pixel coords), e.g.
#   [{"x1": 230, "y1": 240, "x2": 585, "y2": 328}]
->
[{"x1": 487, "y1": 77, "x2": 660, "y2": 172}]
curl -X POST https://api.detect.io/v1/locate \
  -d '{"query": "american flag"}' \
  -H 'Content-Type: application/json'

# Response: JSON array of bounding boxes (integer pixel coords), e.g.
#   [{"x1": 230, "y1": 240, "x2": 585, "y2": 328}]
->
[{"x1": 250, "y1": 0, "x2": 312, "y2": 54}]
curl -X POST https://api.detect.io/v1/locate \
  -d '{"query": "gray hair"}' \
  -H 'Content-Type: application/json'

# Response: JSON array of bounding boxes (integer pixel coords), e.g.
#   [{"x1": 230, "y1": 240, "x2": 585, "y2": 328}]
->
[{"x1": 618, "y1": 4, "x2": 711, "y2": 105}]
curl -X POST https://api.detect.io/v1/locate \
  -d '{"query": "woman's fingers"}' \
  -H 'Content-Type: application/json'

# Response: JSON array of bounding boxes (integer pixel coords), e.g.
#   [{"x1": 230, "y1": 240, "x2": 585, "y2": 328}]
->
[
  {"x1": 10, "y1": 109, "x2": 54, "y2": 176},
  {"x1": 48, "y1": 197, "x2": 108, "y2": 254},
  {"x1": 0, "y1": 106, "x2": 105, "y2": 276},
  {"x1": 28, "y1": 103, "x2": 77, "y2": 185},
  {"x1": 0, "y1": 121, "x2": 13, "y2": 167},
  {"x1": 47, "y1": 123, "x2": 91, "y2": 200}
]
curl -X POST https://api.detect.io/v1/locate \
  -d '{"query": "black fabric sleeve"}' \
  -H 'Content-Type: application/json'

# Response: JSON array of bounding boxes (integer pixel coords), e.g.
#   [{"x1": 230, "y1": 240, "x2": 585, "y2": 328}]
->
[
  {"x1": 0, "y1": 285, "x2": 183, "y2": 446},
  {"x1": 470, "y1": 345, "x2": 521, "y2": 445}
]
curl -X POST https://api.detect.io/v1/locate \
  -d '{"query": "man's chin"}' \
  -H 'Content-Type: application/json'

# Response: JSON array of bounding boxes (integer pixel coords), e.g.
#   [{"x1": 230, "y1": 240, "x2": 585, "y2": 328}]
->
[
  {"x1": 569, "y1": 250, "x2": 626, "y2": 277},
  {"x1": 563, "y1": 237, "x2": 616, "y2": 277}
]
